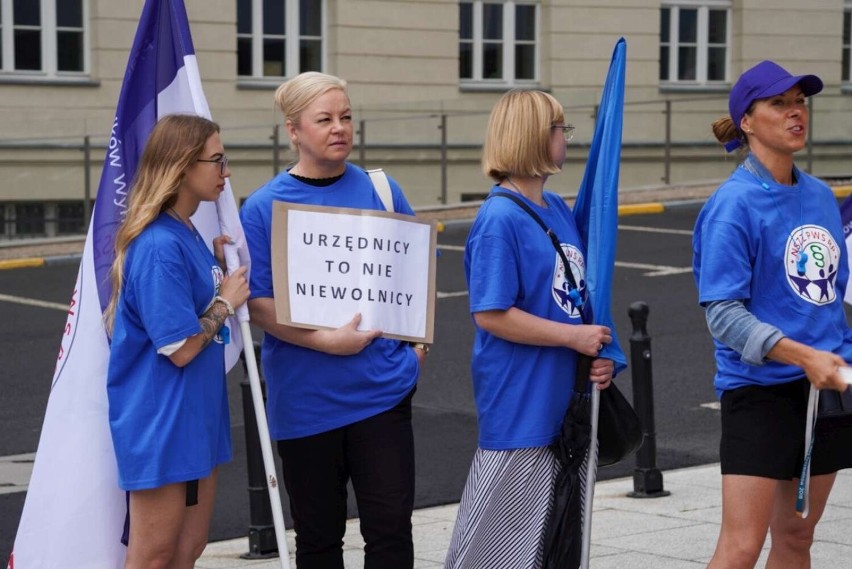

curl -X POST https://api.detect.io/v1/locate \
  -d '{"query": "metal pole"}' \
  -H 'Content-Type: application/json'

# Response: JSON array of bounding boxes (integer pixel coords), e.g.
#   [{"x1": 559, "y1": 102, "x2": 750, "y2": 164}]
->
[
  {"x1": 358, "y1": 119, "x2": 366, "y2": 169},
  {"x1": 439, "y1": 114, "x2": 447, "y2": 205},
  {"x1": 627, "y1": 301, "x2": 669, "y2": 498},
  {"x1": 663, "y1": 101, "x2": 672, "y2": 185},
  {"x1": 83, "y1": 135, "x2": 91, "y2": 232},
  {"x1": 272, "y1": 125, "x2": 281, "y2": 176},
  {"x1": 224, "y1": 244, "x2": 292, "y2": 569},
  {"x1": 240, "y1": 343, "x2": 280, "y2": 559}
]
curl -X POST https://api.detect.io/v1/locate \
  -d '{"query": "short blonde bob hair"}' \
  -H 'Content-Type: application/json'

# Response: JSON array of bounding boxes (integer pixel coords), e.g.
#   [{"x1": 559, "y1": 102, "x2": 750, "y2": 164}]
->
[
  {"x1": 482, "y1": 89, "x2": 565, "y2": 182},
  {"x1": 274, "y1": 71, "x2": 349, "y2": 126}
]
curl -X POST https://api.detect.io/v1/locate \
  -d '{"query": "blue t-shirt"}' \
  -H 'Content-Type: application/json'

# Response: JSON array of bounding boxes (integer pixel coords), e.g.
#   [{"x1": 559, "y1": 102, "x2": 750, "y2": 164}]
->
[
  {"x1": 108, "y1": 214, "x2": 231, "y2": 491},
  {"x1": 693, "y1": 165, "x2": 852, "y2": 395},
  {"x1": 465, "y1": 187, "x2": 585, "y2": 450},
  {"x1": 240, "y1": 163, "x2": 419, "y2": 440}
]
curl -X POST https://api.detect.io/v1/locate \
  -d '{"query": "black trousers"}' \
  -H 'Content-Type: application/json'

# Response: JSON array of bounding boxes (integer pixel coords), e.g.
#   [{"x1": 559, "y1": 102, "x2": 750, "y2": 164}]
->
[{"x1": 277, "y1": 389, "x2": 415, "y2": 569}]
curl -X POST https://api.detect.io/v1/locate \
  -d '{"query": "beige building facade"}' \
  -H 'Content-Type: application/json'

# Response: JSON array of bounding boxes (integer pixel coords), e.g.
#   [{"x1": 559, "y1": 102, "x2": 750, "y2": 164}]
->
[{"x1": 1, "y1": 0, "x2": 852, "y2": 238}]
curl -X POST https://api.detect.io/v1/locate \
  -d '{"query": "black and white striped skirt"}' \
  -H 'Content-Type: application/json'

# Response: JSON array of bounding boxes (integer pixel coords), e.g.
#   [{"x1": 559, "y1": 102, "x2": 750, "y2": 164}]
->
[{"x1": 444, "y1": 446, "x2": 558, "y2": 569}]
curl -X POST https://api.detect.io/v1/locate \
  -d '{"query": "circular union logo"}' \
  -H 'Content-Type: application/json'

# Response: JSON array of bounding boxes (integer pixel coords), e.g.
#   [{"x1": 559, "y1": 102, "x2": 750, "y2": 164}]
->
[
  {"x1": 784, "y1": 224, "x2": 840, "y2": 305},
  {"x1": 552, "y1": 244, "x2": 586, "y2": 317}
]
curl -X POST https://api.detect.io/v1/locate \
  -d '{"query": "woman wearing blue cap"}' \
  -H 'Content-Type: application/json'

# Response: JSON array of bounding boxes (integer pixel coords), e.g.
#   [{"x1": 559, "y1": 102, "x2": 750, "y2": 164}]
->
[{"x1": 693, "y1": 61, "x2": 852, "y2": 568}]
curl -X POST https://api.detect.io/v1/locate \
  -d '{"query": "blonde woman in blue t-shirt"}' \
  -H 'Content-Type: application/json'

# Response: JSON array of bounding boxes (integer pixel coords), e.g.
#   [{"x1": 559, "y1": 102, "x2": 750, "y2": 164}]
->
[
  {"x1": 444, "y1": 90, "x2": 614, "y2": 569},
  {"x1": 106, "y1": 114, "x2": 249, "y2": 569}
]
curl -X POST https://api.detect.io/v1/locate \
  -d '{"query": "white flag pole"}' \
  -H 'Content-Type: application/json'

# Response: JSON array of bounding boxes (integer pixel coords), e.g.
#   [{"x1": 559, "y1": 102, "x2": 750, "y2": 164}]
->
[
  {"x1": 580, "y1": 387, "x2": 600, "y2": 569},
  {"x1": 224, "y1": 245, "x2": 291, "y2": 569}
]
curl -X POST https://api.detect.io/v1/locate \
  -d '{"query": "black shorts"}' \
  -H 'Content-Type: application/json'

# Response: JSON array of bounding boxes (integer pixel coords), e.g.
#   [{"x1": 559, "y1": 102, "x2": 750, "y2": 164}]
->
[{"x1": 720, "y1": 378, "x2": 852, "y2": 479}]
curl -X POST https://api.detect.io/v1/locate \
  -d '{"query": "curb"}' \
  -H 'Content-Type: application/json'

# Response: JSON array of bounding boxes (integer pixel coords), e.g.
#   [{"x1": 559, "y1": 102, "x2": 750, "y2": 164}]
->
[{"x1": 0, "y1": 254, "x2": 81, "y2": 271}]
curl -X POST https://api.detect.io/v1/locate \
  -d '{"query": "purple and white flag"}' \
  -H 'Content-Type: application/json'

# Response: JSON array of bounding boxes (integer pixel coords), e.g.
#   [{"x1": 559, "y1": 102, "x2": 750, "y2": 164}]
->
[
  {"x1": 841, "y1": 195, "x2": 852, "y2": 306},
  {"x1": 9, "y1": 1, "x2": 248, "y2": 567}
]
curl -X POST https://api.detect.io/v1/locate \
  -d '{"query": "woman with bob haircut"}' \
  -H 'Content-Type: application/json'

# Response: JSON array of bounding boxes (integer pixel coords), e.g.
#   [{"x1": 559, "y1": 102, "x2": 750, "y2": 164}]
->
[
  {"x1": 240, "y1": 71, "x2": 423, "y2": 568},
  {"x1": 444, "y1": 89, "x2": 614, "y2": 569},
  {"x1": 693, "y1": 60, "x2": 852, "y2": 569},
  {"x1": 106, "y1": 114, "x2": 250, "y2": 569}
]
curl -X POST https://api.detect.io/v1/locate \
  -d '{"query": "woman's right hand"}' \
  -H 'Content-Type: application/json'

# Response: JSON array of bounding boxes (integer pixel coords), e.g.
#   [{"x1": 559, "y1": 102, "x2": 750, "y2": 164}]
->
[
  {"x1": 569, "y1": 324, "x2": 612, "y2": 357},
  {"x1": 801, "y1": 348, "x2": 848, "y2": 392},
  {"x1": 319, "y1": 313, "x2": 382, "y2": 356},
  {"x1": 219, "y1": 266, "x2": 250, "y2": 309}
]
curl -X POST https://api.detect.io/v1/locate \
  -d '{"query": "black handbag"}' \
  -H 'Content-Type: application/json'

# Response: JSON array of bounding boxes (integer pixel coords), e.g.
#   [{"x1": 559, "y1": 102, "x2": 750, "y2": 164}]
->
[
  {"x1": 819, "y1": 387, "x2": 852, "y2": 419},
  {"x1": 597, "y1": 382, "x2": 643, "y2": 466},
  {"x1": 487, "y1": 191, "x2": 643, "y2": 465}
]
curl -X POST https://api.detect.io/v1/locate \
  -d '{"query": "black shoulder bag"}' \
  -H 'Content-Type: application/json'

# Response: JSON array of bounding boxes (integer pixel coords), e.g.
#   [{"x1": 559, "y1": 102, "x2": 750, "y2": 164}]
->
[{"x1": 486, "y1": 191, "x2": 642, "y2": 466}]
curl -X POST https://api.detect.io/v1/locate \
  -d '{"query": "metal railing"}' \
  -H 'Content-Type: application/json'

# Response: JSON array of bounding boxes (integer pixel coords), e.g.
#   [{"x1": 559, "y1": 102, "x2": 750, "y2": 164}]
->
[{"x1": 2, "y1": 91, "x2": 852, "y2": 239}]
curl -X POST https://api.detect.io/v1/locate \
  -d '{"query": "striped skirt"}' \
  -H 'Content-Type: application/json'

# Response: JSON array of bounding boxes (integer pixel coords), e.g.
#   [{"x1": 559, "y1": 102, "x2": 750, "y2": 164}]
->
[{"x1": 444, "y1": 446, "x2": 558, "y2": 569}]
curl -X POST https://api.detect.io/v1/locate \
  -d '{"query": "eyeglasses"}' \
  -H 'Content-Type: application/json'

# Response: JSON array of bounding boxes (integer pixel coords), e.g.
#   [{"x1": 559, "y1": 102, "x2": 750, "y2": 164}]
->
[
  {"x1": 551, "y1": 124, "x2": 575, "y2": 142},
  {"x1": 197, "y1": 155, "x2": 229, "y2": 175}
]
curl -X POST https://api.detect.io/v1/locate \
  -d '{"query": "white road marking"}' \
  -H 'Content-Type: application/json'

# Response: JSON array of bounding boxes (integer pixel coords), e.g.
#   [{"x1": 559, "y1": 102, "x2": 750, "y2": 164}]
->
[
  {"x1": 0, "y1": 293, "x2": 68, "y2": 311},
  {"x1": 437, "y1": 291, "x2": 469, "y2": 299},
  {"x1": 620, "y1": 224, "x2": 693, "y2": 236},
  {"x1": 0, "y1": 453, "x2": 35, "y2": 495},
  {"x1": 438, "y1": 244, "x2": 466, "y2": 252},
  {"x1": 614, "y1": 261, "x2": 693, "y2": 277},
  {"x1": 700, "y1": 401, "x2": 721, "y2": 411}
]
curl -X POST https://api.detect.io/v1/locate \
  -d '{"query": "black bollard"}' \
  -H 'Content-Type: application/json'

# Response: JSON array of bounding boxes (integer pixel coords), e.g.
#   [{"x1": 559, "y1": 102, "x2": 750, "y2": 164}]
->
[
  {"x1": 239, "y1": 341, "x2": 279, "y2": 559},
  {"x1": 627, "y1": 302, "x2": 670, "y2": 499}
]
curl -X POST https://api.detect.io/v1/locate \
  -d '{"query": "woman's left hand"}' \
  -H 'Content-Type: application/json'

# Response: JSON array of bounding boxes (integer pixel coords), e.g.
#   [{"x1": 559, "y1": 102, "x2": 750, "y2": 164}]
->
[{"x1": 589, "y1": 357, "x2": 614, "y2": 390}]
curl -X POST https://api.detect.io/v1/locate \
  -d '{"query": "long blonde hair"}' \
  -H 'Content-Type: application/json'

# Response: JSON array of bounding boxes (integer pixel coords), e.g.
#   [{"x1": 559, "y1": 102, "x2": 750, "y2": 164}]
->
[
  {"x1": 482, "y1": 89, "x2": 565, "y2": 182},
  {"x1": 104, "y1": 114, "x2": 220, "y2": 332}
]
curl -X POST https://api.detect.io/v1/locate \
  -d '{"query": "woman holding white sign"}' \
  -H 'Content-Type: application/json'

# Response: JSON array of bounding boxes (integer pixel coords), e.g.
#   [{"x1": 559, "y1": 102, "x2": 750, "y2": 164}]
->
[
  {"x1": 240, "y1": 72, "x2": 423, "y2": 569},
  {"x1": 444, "y1": 90, "x2": 614, "y2": 568}
]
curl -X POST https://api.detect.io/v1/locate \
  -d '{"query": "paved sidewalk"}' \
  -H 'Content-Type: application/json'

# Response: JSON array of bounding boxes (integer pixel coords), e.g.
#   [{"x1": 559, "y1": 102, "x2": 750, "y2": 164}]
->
[{"x1": 197, "y1": 464, "x2": 852, "y2": 568}]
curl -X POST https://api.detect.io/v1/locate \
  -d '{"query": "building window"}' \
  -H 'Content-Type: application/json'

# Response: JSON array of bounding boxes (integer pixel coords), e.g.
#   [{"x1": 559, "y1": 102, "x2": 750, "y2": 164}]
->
[
  {"x1": 660, "y1": 2, "x2": 730, "y2": 86},
  {"x1": 459, "y1": 1, "x2": 539, "y2": 86},
  {"x1": 14, "y1": 203, "x2": 45, "y2": 236},
  {"x1": 0, "y1": 0, "x2": 87, "y2": 77},
  {"x1": 237, "y1": 0, "x2": 324, "y2": 79},
  {"x1": 844, "y1": 3, "x2": 851, "y2": 83},
  {"x1": 57, "y1": 201, "x2": 84, "y2": 234}
]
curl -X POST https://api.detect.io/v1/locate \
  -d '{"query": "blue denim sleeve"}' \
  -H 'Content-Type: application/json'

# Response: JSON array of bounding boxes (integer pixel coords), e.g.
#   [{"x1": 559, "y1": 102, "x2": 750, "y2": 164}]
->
[{"x1": 705, "y1": 299, "x2": 785, "y2": 366}]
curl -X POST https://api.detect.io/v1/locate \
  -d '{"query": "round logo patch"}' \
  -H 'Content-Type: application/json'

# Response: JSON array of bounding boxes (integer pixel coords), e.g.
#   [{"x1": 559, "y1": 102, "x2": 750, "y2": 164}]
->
[
  {"x1": 552, "y1": 244, "x2": 586, "y2": 317},
  {"x1": 785, "y1": 224, "x2": 840, "y2": 305}
]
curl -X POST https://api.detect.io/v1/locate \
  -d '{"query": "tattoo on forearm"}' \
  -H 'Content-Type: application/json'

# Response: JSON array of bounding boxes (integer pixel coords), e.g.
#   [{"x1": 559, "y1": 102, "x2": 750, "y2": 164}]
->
[{"x1": 198, "y1": 301, "x2": 229, "y2": 349}]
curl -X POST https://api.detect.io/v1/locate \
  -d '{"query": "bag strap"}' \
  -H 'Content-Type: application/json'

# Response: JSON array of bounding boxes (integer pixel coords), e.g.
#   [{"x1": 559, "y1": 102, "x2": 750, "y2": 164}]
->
[
  {"x1": 486, "y1": 190, "x2": 585, "y2": 314},
  {"x1": 486, "y1": 189, "x2": 594, "y2": 392},
  {"x1": 366, "y1": 168, "x2": 394, "y2": 212}
]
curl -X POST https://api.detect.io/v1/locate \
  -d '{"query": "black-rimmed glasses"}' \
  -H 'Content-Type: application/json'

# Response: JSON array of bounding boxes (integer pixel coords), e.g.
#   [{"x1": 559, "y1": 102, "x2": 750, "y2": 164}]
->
[
  {"x1": 551, "y1": 124, "x2": 575, "y2": 142},
  {"x1": 197, "y1": 155, "x2": 229, "y2": 175}
]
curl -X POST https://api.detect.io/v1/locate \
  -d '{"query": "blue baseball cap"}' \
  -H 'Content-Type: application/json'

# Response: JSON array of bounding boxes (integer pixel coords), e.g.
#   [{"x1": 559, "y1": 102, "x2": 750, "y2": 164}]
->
[{"x1": 729, "y1": 60, "x2": 823, "y2": 130}]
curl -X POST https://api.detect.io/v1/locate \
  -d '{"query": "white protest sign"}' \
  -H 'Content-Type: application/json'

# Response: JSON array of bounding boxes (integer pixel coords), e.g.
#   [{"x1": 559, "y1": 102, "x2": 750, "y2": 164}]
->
[{"x1": 271, "y1": 202, "x2": 437, "y2": 342}]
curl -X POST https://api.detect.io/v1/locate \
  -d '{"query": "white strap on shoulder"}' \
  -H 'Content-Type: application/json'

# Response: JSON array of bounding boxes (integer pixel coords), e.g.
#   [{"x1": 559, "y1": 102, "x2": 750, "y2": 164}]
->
[{"x1": 367, "y1": 168, "x2": 394, "y2": 212}]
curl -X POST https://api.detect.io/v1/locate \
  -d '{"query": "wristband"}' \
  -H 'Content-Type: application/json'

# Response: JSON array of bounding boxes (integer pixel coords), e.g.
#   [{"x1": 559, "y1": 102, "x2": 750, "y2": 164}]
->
[
  {"x1": 213, "y1": 295, "x2": 235, "y2": 316},
  {"x1": 411, "y1": 342, "x2": 430, "y2": 355}
]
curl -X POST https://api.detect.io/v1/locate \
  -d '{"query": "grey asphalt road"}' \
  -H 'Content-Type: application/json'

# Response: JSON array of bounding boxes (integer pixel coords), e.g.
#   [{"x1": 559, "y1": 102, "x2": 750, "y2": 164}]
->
[{"x1": 0, "y1": 203, "x2": 722, "y2": 562}]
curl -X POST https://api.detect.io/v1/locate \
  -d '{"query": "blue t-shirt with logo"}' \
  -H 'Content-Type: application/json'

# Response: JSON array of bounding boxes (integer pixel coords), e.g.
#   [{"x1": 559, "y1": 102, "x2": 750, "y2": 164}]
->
[
  {"x1": 108, "y1": 213, "x2": 231, "y2": 491},
  {"x1": 693, "y1": 165, "x2": 852, "y2": 395},
  {"x1": 465, "y1": 188, "x2": 585, "y2": 450},
  {"x1": 240, "y1": 163, "x2": 419, "y2": 440}
]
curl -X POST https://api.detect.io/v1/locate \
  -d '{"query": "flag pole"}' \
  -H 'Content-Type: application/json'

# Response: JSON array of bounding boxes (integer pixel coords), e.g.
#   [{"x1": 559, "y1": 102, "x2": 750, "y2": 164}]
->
[
  {"x1": 580, "y1": 388, "x2": 600, "y2": 569},
  {"x1": 224, "y1": 245, "x2": 291, "y2": 569}
]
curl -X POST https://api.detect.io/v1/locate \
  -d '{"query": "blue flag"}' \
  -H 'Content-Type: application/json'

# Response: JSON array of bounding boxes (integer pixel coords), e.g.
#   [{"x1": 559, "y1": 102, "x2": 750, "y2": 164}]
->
[
  {"x1": 573, "y1": 38, "x2": 628, "y2": 374},
  {"x1": 10, "y1": 2, "x2": 247, "y2": 567}
]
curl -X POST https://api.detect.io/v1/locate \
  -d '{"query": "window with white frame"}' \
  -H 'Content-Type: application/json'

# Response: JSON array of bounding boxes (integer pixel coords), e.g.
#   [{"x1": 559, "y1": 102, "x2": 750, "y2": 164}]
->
[
  {"x1": 843, "y1": 2, "x2": 851, "y2": 83},
  {"x1": 237, "y1": 0, "x2": 324, "y2": 79},
  {"x1": 660, "y1": 1, "x2": 730, "y2": 86},
  {"x1": 459, "y1": 1, "x2": 539, "y2": 86},
  {"x1": 0, "y1": 0, "x2": 87, "y2": 77}
]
